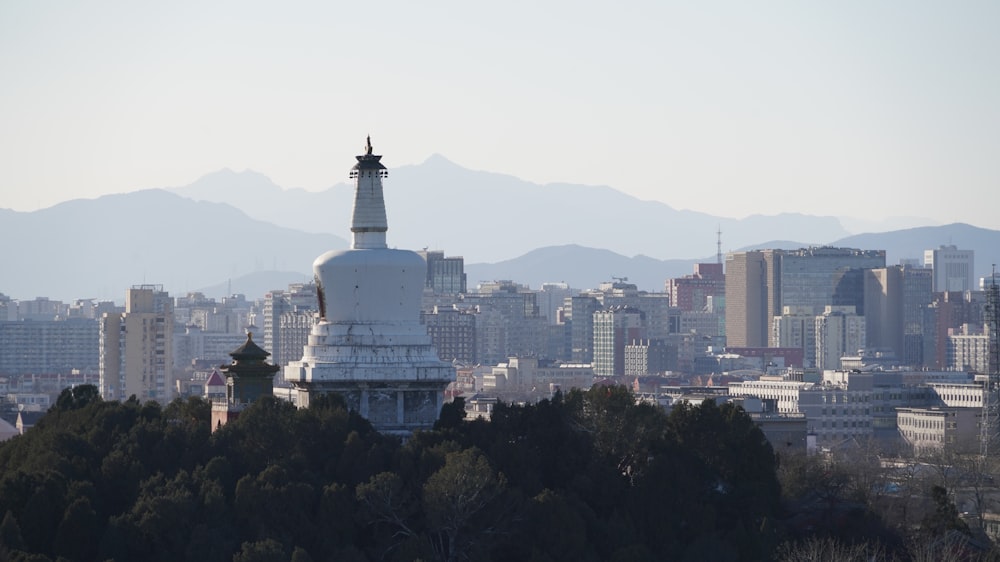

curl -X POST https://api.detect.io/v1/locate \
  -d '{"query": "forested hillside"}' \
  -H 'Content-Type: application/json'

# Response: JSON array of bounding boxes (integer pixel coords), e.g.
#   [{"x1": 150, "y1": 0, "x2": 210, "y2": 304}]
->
[{"x1": 0, "y1": 386, "x2": 991, "y2": 561}]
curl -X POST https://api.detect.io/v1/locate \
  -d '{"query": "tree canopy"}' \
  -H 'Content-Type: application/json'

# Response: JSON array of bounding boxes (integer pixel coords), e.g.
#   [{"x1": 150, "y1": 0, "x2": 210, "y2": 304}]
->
[{"x1": 0, "y1": 383, "x2": 963, "y2": 561}]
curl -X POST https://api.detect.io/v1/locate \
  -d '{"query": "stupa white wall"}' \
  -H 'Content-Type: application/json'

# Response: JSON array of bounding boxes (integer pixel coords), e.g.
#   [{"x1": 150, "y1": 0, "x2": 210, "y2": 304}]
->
[{"x1": 284, "y1": 138, "x2": 455, "y2": 435}]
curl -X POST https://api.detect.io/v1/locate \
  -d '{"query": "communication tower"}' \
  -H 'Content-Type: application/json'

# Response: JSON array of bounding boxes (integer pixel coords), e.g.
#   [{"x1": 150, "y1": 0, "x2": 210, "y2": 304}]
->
[
  {"x1": 716, "y1": 226, "x2": 723, "y2": 265},
  {"x1": 981, "y1": 265, "x2": 1000, "y2": 457}
]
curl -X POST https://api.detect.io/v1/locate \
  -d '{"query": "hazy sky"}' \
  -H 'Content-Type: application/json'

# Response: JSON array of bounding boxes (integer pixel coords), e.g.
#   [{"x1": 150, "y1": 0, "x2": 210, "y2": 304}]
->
[{"x1": 2, "y1": 1, "x2": 998, "y2": 228}]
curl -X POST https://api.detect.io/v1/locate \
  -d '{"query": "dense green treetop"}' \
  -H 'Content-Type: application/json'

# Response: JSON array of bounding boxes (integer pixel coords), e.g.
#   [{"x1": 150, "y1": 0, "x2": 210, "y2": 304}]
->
[{"x1": 1, "y1": 384, "x2": 973, "y2": 561}]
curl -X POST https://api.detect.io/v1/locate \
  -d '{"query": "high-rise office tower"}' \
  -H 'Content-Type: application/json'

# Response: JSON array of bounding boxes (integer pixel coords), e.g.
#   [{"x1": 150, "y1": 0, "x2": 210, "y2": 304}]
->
[
  {"x1": 99, "y1": 284, "x2": 174, "y2": 402},
  {"x1": 780, "y1": 247, "x2": 885, "y2": 316},
  {"x1": 724, "y1": 251, "x2": 771, "y2": 348},
  {"x1": 925, "y1": 245, "x2": 974, "y2": 292},
  {"x1": 421, "y1": 305, "x2": 477, "y2": 364},
  {"x1": 463, "y1": 280, "x2": 547, "y2": 361},
  {"x1": 773, "y1": 306, "x2": 818, "y2": 368},
  {"x1": 902, "y1": 266, "x2": 934, "y2": 366},
  {"x1": 597, "y1": 281, "x2": 671, "y2": 341},
  {"x1": 0, "y1": 318, "x2": 99, "y2": 376},
  {"x1": 418, "y1": 250, "x2": 467, "y2": 294},
  {"x1": 569, "y1": 281, "x2": 669, "y2": 364},
  {"x1": 623, "y1": 339, "x2": 671, "y2": 376},
  {"x1": 864, "y1": 267, "x2": 903, "y2": 356},
  {"x1": 926, "y1": 291, "x2": 988, "y2": 370},
  {"x1": 814, "y1": 306, "x2": 866, "y2": 371},
  {"x1": 864, "y1": 265, "x2": 934, "y2": 365},
  {"x1": 726, "y1": 247, "x2": 884, "y2": 349},
  {"x1": 261, "y1": 283, "x2": 317, "y2": 368},
  {"x1": 537, "y1": 282, "x2": 576, "y2": 325},
  {"x1": 277, "y1": 309, "x2": 315, "y2": 372},
  {"x1": 667, "y1": 263, "x2": 725, "y2": 312},
  {"x1": 592, "y1": 306, "x2": 645, "y2": 376},
  {"x1": 946, "y1": 324, "x2": 990, "y2": 373},
  {"x1": 570, "y1": 294, "x2": 602, "y2": 363}
]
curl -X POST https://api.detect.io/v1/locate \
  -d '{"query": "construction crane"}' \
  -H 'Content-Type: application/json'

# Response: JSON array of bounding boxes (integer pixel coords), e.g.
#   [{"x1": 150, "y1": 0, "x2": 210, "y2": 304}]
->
[{"x1": 611, "y1": 276, "x2": 629, "y2": 285}]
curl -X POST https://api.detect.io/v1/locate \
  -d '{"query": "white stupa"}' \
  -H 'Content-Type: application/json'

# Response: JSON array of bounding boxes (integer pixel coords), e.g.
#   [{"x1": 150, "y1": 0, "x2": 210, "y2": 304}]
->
[{"x1": 284, "y1": 138, "x2": 455, "y2": 434}]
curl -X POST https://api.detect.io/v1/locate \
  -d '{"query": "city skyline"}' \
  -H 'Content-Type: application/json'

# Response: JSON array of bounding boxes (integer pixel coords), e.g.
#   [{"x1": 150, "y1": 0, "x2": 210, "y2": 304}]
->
[{"x1": 2, "y1": 2, "x2": 999, "y2": 230}]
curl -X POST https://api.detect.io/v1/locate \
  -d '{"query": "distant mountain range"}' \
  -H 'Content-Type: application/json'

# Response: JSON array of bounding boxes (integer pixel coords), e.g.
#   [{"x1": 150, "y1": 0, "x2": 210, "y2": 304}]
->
[
  {"x1": 0, "y1": 190, "x2": 345, "y2": 302},
  {"x1": 2, "y1": 157, "x2": 998, "y2": 302},
  {"x1": 165, "y1": 157, "x2": 859, "y2": 263},
  {"x1": 464, "y1": 224, "x2": 1000, "y2": 292}
]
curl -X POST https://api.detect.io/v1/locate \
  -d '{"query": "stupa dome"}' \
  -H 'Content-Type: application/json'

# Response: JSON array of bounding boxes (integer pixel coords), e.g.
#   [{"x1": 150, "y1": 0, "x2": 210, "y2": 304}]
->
[{"x1": 284, "y1": 137, "x2": 455, "y2": 435}]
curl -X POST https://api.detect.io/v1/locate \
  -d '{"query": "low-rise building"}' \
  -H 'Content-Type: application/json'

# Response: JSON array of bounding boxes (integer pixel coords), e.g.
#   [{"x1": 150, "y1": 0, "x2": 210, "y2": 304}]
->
[
  {"x1": 482, "y1": 356, "x2": 594, "y2": 402},
  {"x1": 4, "y1": 393, "x2": 50, "y2": 412},
  {"x1": 896, "y1": 407, "x2": 980, "y2": 454},
  {"x1": 730, "y1": 369, "x2": 981, "y2": 453},
  {"x1": 623, "y1": 339, "x2": 671, "y2": 376}
]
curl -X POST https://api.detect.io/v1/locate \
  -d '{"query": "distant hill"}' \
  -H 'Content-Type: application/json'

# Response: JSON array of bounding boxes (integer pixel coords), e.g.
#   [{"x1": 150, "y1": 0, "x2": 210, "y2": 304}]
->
[
  {"x1": 194, "y1": 270, "x2": 312, "y2": 299},
  {"x1": 166, "y1": 169, "x2": 347, "y2": 236},
  {"x1": 464, "y1": 224, "x2": 1000, "y2": 292},
  {"x1": 832, "y1": 223, "x2": 1000, "y2": 275},
  {"x1": 464, "y1": 245, "x2": 704, "y2": 292},
  {"x1": 165, "y1": 157, "x2": 853, "y2": 263},
  {"x1": 4, "y1": 162, "x2": 999, "y2": 302},
  {"x1": 0, "y1": 190, "x2": 346, "y2": 302}
]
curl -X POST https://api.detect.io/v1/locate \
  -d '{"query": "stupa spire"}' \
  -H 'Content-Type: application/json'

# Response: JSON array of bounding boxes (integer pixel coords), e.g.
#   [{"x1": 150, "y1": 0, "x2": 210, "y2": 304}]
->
[{"x1": 349, "y1": 136, "x2": 389, "y2": 249}]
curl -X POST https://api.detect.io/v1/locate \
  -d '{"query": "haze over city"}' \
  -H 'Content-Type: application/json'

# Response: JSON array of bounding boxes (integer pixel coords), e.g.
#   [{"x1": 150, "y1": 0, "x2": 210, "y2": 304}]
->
[
  {"x1": 2, "y1": 1, "x2": 999, "y2": 231},
  {"x1": 5, "y1": 4, "x2": 1000, "y2": 556}
]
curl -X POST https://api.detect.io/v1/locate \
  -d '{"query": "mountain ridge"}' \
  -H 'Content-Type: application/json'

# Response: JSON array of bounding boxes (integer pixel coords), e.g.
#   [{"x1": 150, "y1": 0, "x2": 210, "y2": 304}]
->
[
  {"x1": 3, "y1": 158, "x2": 994, "y2": 302},
  {"x1": 162, "y1": 159, "x2": 856, "y2": 262},
  {"x1": 0, "y1": 190, "x2": 347, "y2": 302}
]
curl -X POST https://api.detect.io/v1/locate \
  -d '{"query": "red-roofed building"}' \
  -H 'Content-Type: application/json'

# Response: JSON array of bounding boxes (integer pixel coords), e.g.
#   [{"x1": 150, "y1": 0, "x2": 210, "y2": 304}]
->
[{"x1": 204, "y1": 370, "x2": 226, "y2": 401}]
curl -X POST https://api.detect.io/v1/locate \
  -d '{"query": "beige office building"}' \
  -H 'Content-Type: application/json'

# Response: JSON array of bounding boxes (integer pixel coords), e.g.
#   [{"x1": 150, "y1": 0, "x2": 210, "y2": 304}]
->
[
  {"x1": 99, "y1": 285, "x2": 174, "y2": 402},
  {"x1": 726, "y1": 247, "x2": 884, "y2": 350},
  {"x1": 725, "y1": 251, "x2": 770, "y2": 348}
]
